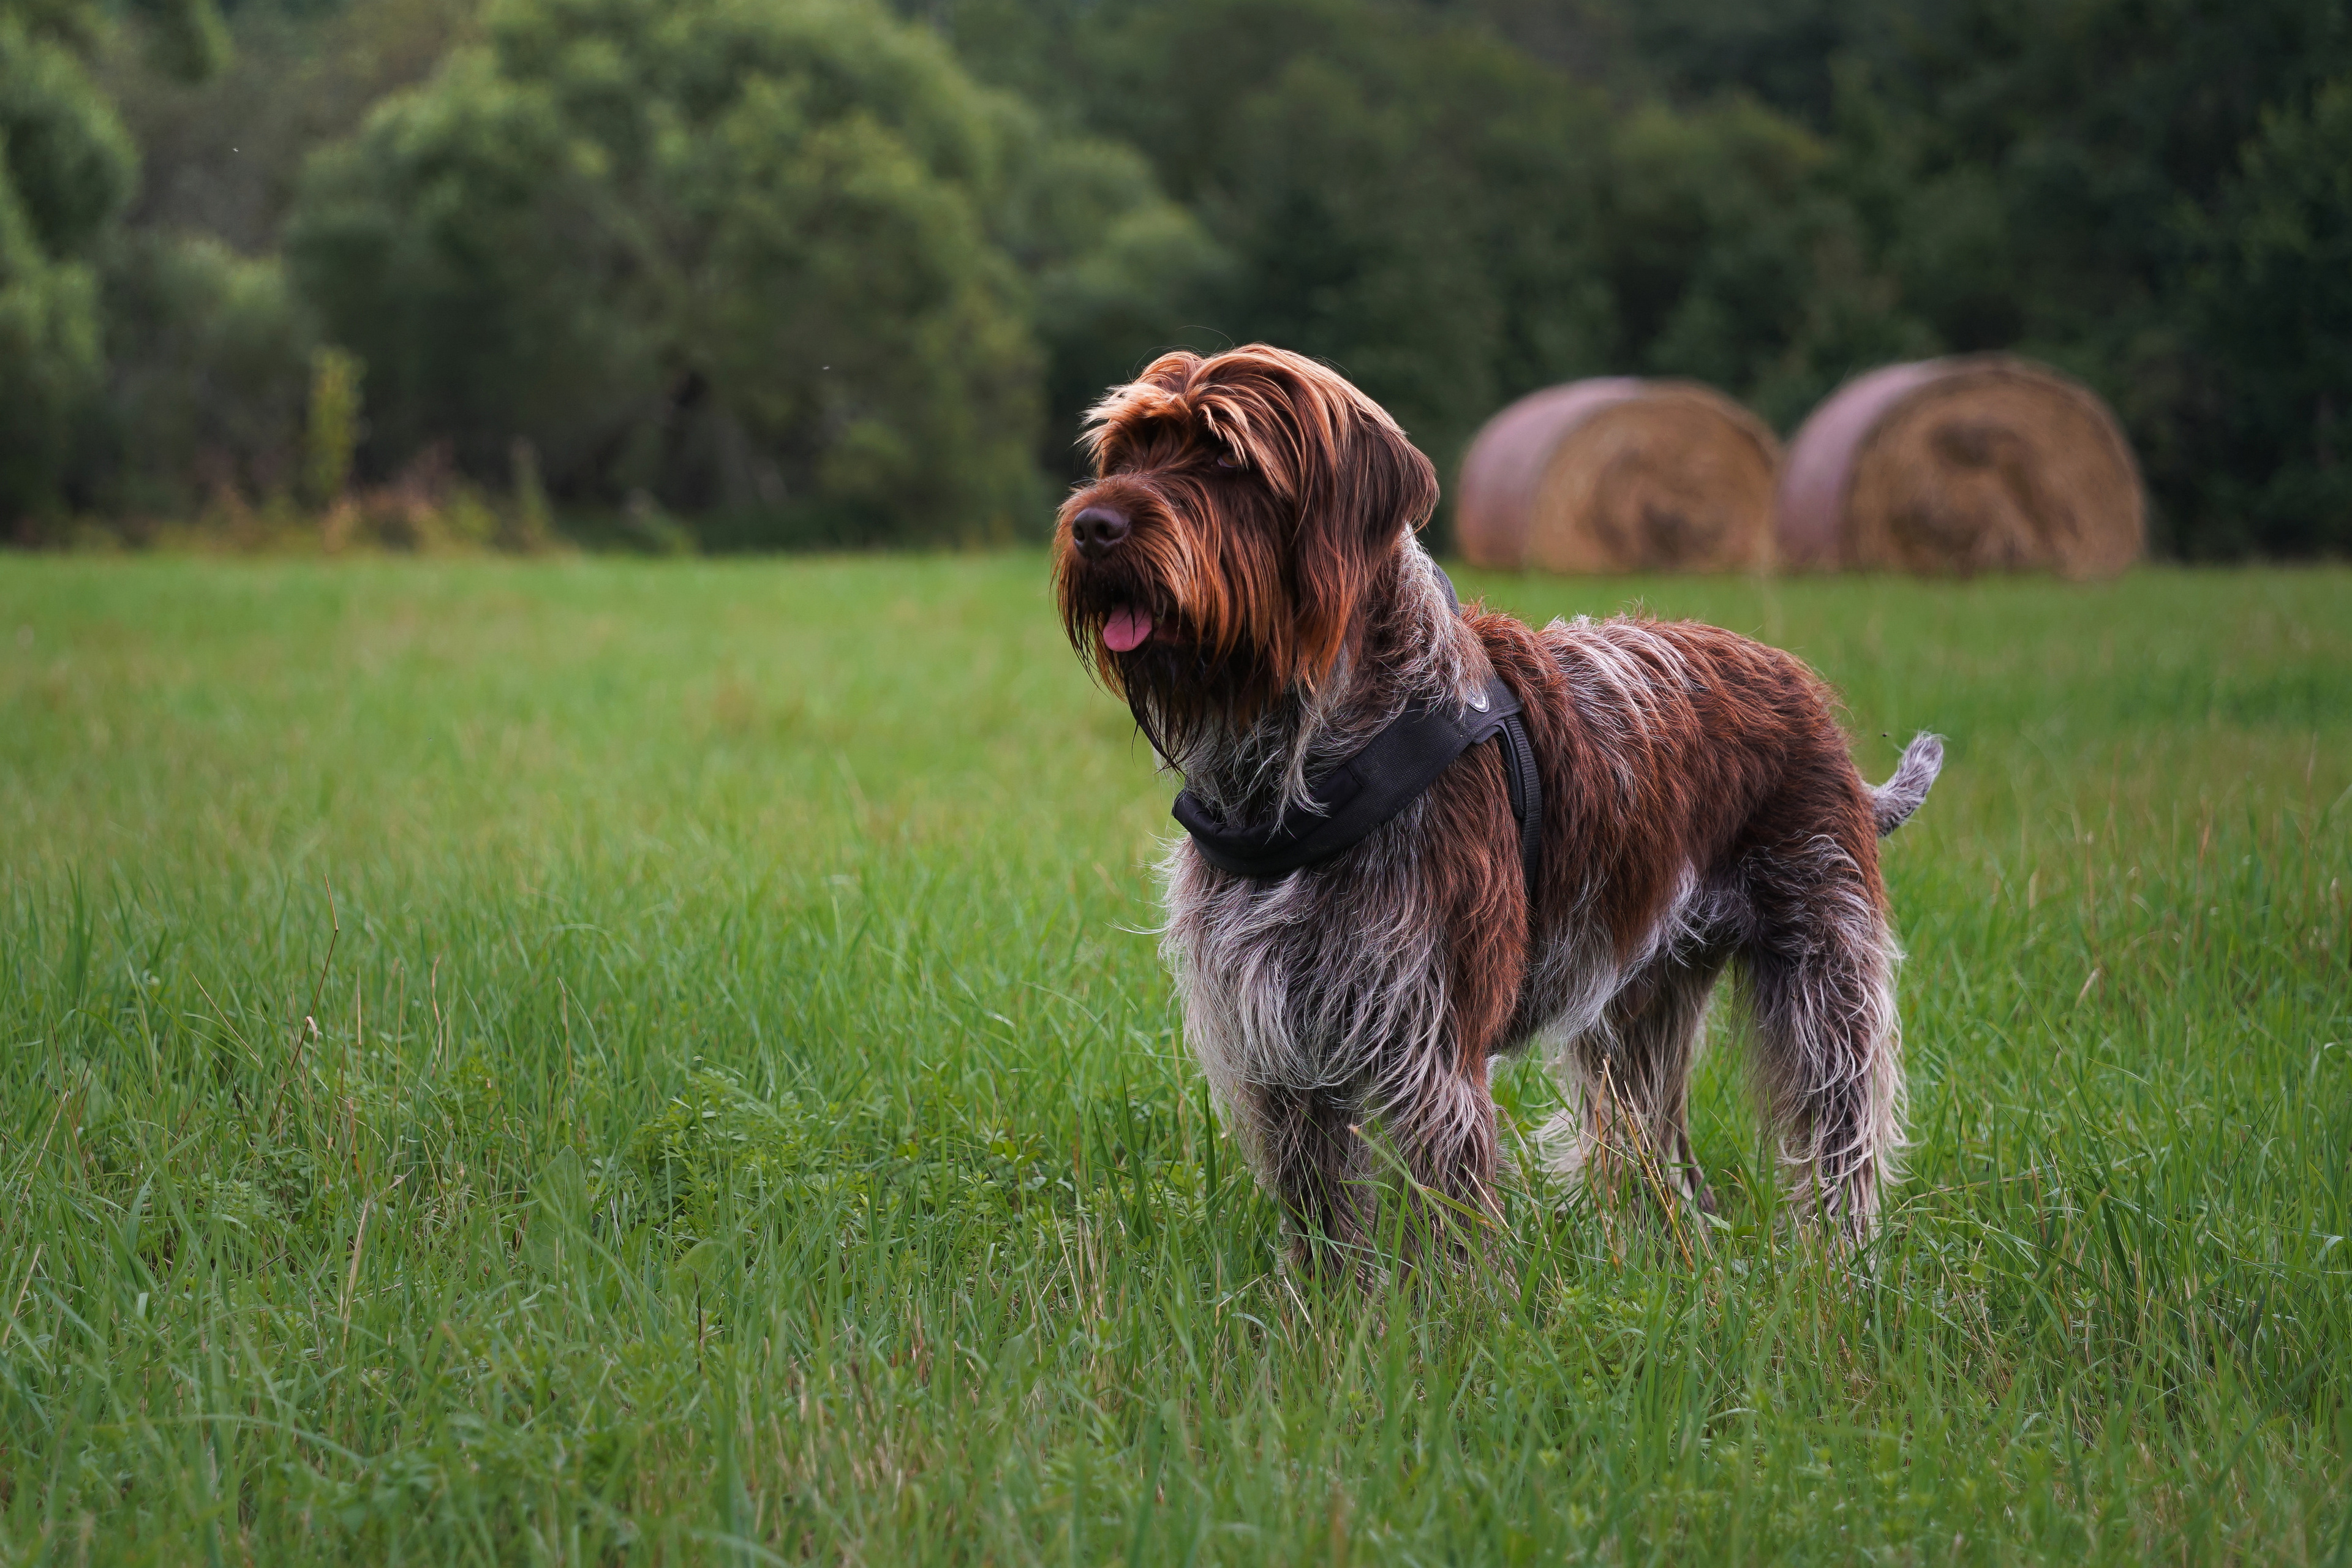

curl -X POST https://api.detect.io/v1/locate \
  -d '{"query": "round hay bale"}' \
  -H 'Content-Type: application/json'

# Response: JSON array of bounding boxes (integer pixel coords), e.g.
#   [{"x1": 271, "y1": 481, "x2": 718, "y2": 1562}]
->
[
  {"x1": 1776, "y1": 355, "x2": 2144, "y2": 578},
  {"x1": 1455, "y1": 379, "x2": 1781, "y2": 573}
]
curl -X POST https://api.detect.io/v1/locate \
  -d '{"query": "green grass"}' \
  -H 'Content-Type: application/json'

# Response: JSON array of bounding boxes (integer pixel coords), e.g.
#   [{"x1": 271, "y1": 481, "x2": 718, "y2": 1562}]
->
[{"x1": 1, "y1": 554, "x2": 2346, "y2": 1566}]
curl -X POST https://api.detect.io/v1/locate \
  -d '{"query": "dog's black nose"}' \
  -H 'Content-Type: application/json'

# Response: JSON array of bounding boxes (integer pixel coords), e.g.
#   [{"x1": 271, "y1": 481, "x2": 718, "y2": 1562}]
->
[{"x1": 1070, "y1": 506, "x2": 1131, "y2": 559}]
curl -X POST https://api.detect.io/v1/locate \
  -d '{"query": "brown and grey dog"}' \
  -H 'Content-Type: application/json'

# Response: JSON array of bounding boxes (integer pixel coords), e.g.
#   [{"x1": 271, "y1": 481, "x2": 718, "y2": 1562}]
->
[{"x1": 1054, "y1": 345, "x2": 1940, "y2": 1269}]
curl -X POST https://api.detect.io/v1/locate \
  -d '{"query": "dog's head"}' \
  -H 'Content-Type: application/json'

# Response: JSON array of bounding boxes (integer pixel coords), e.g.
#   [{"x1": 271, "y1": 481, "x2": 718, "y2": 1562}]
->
[{"x1": 1053, "y1": 345, "x2": 1438, "y2": 743}]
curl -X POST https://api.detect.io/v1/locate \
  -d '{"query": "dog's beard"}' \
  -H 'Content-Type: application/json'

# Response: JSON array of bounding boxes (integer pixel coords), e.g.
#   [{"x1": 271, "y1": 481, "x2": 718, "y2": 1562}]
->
[
  {"x1": 1058, "y1": 510, "x2": 1298, "y2": 758},
  {"x1": 1104, "y1": 635, "x2": 1289, "y2": 761},
  {"x1": 1058, "y1": 575, "x2": 1284, "y2": 758}
]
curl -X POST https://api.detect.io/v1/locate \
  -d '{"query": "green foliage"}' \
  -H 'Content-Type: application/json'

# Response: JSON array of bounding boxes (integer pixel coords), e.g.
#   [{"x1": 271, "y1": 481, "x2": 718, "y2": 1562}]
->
[
  {"x1": 933, "y1": 0, "x2": 1937, "y2": 520},
  {"x1": 504, "y1": 436, "x2": 554, "y2": 548},
  {"x1": 1, "y1": 0, "x2": 228, "y2": 528},
  {"x1": 1841, "y1": 0, "x2": 2352, "y2": 552},
  {"x1": 303, "y1": 342, "x2": 361, "y2": 507},
  {"x1": 12, "y1": 0, "x2": 2352, "y2": 552},
  {"x1": 1, "y1": 556, "x2": 2347, "y2": 1560},
  {"x1": 0, "y1": 0, "x2": 135, "y2": 525},
  {"x1": 1595, "y1": 0, "x2": 2352, "y2": 551},
  {"x1": 0, "y1": 12, "x2": 136, "y2": 255},
  {"x1": 285, "y1": 0, "x2": 1216, "y2": 544},
  {"x1": 1600, "y1": 96, "x2": 1935, "y2": 428},
  {"x1": 2190, "y1": 77, "x2": 2352, "y2": 557},
  {"x1": 933, "y1": 0, "x2": 2352, "y2": 554},
  {"x1": 81, "y1": 232, "x2": 313, "y2": 516},
  {"x1": 100, "y1": 0, "x2": 478, "y2": 255},
  {"x1": 129, "y1": 0, "x2": 230, "y2": 82},
  {"x1": 1028, "y1": 0, "x2": 1621, "y2": 486},
  {"x1": 0, "y1": 229, "x2": 100, "y2": 532},
  {"x1": 993, "y1": 125, "x2": 1229, "y2": 480}
]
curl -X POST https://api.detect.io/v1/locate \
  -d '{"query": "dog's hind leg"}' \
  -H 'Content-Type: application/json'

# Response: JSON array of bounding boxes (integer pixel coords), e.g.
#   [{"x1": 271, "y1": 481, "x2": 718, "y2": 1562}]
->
[
  {"x1": 1542, "y1": 948, "x2": 1730, "y2": 1217},
  {"x1": 1736, "y1": 835, "x2": 1906, "y2": 1243}
]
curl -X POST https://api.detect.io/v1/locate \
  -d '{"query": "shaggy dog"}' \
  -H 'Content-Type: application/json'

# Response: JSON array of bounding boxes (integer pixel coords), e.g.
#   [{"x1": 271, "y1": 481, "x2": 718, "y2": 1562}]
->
[{"x1": 1054, "y1": 345, "x2": 1940, "y2": 1269}]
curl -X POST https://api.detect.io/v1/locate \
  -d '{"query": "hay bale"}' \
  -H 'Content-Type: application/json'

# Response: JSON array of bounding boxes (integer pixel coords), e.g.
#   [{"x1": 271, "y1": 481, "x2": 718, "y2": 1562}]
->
[
  {"x1": 1776, "y1": 355, "x2": 2144, "y2": 578},
  {"x1": 1455, "y1": 379, "x2": 1781, "y2": 573}
]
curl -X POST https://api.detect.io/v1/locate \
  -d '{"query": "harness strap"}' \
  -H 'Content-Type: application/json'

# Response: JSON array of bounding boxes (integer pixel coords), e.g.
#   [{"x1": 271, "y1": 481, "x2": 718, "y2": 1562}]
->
[
  {"x1": 1174, "y1": 676, "x2": 1531, "y2": 880},
  {"x1": 1439, "y1": 566, "x2": 1544, "y2": 893},
  {"x1": 1169, "y1": 568, "x2": 1542, "y2": 896},
  {"x1": 1495, "y1": 706, "x2": 1543, "y2": 892}
]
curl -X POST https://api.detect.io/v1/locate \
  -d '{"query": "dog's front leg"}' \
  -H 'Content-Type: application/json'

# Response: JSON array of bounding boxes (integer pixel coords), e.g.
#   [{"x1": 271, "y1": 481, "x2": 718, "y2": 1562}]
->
[
  {"x1": 1242, "y1": 1081, "x2": 1370, "y2": 1281},
  {"x1": 1379, "y1": 1058, "x2": 1502, "y2": 1266}
]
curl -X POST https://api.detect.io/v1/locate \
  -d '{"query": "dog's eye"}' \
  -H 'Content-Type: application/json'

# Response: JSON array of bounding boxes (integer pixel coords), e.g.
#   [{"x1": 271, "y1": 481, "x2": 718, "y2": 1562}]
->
[{"x1": 1215, "y1": 453, "x2": 1244, "y2": 472}]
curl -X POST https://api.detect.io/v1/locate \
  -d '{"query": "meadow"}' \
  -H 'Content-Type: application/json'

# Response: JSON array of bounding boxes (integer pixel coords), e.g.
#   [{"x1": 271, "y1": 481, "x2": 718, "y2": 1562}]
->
[{"x1": 1, "y1": 554, "x2": 2346, "y2": 1566}]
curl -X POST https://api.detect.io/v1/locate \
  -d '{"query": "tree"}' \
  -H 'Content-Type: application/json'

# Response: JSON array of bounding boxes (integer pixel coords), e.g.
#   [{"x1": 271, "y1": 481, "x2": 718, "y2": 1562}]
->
[
  {"x1": 1600, "y1": 95, "x2": 1932, "y2": 428},
  {"x1": 2191, "y1": 77, "x2": 2352, "y2": 556},
  {"x1": 1061, "y1": 0, "x2": 1621, "y2": 492},
  {"x1": 85, "y1": 230, "x2": 311, "y2": 517},
  {"x1": 1, "y1": 0, "x2": 135, "y2": 526},
  {"x1": 2, "y1": 0, "x2": 232, "y2": 530},
  {"x1": 1432, "y1": 0, "x2": 2352, "y2": 552},
  {"x1": 285, "y1": 0, "x2": 1218, "y2": 543},
  {"x1": 938, "y1": 0, "x2": 1931, "y2": 511},
  {"x1": 1822, "y1": 0, "x2": 2352, "y2": 549}
]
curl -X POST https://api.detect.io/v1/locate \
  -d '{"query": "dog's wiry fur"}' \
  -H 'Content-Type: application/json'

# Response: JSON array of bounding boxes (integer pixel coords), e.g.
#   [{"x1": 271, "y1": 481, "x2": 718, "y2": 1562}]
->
[{"x1": 1054, "y1": 345, "x2": 1939, "y2": 1270}]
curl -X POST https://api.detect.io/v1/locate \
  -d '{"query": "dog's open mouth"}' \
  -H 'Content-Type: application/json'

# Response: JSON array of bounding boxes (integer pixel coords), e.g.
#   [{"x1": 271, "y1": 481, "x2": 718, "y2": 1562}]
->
[{"x1": 1102, "y1": 605, "x2": 1156, "y2": 653}]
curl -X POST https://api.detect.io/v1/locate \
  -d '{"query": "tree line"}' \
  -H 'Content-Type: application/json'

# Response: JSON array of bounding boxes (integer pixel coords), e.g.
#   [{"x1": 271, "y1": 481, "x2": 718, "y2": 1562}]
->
[{"x1": 4, "y1": 0, "x2": 2346, "y2": 554}]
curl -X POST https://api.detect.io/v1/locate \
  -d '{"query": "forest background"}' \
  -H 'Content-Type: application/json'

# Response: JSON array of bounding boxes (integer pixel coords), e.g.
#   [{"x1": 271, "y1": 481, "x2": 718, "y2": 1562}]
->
[{"x1": 3, "y1": 0, "x2": 2347, "y2": 557}]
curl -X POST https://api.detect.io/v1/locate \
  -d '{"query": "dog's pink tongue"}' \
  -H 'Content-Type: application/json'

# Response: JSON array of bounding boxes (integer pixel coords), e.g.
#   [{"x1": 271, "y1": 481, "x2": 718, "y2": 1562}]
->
[{"x1": 1102, "y1": 607, "x2": 1154, "y2": 653}]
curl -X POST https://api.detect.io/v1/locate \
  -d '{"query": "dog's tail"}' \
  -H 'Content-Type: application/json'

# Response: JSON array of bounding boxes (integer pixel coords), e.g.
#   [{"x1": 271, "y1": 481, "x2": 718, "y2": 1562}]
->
[{"x1": 1870, "y1": 733, "x2": 1944, "y2": 837}]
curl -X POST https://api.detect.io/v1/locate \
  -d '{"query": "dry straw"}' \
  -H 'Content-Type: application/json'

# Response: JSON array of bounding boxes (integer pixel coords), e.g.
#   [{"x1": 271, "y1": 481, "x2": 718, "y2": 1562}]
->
[
  {"x1": 1776, "y1": 355, "x2": 2144, "y2": 578},
  {"x1": 1455, "y1": 379, "x2": 1781, "y2": 573}
]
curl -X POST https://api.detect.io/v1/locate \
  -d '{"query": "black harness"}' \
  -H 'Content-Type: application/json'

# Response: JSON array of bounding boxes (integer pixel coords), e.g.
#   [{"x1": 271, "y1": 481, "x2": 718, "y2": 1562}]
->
[{"x1": 1169, "y1": 573, "x2": 1542, "y2": 891}]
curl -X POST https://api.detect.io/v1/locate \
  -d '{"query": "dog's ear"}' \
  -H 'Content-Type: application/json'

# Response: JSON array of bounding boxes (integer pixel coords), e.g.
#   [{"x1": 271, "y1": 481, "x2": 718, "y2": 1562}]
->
[
  {"x1": 1322, "y1": 391, "x2": 1439, "y2": 549},
  {"x1": 1282, "y1": 363, "x2": 1438, "y2": 689}
]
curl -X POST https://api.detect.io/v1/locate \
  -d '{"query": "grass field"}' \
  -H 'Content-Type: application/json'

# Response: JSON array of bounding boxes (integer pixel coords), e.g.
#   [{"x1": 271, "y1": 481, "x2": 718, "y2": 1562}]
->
[{"x1": 2, "y1": 554, "x2": 2346, "y2": 1566}]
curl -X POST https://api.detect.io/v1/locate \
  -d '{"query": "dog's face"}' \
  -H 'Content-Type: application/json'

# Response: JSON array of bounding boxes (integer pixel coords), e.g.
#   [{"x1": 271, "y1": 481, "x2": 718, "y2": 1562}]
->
[{"x1": 1053, "y1": 345, "x2": 1438, "y2": 744}]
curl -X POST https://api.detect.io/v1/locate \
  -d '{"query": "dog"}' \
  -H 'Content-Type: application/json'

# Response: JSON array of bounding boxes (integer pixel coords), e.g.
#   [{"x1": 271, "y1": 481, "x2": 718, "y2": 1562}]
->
[{"x1": 1053, "y1": 344, "x2": 1940, "y2": 1270}]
